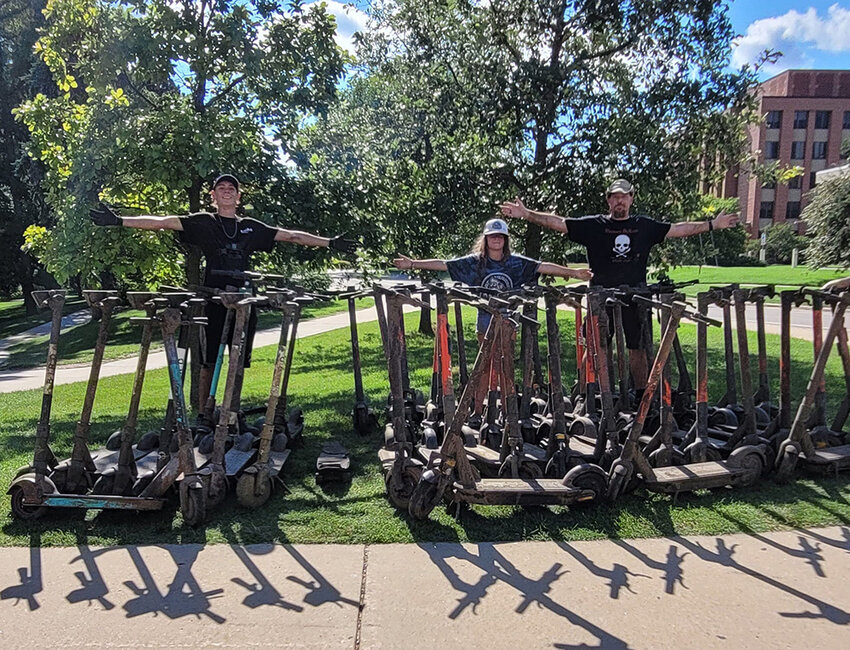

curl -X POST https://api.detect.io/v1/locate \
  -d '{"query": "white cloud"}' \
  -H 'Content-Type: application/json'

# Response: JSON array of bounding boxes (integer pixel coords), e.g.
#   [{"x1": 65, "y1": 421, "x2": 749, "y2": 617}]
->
[
  {"x1": 732, "y1": 4, "x2": 850, "y2": 71},
  {"x1": 305, "y1": 1, "x2": 370, "y2": 53}
]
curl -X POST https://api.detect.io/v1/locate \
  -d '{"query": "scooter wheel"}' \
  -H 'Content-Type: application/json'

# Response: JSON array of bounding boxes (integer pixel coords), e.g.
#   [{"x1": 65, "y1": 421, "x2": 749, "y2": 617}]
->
[
  {"x1": 384, "y1": 464, "x2": 421, "y2": 511},
  {"x1": 198, "y1": 433, "x2": 215, "y2": 455},
  {"x1": 774, "y1": 441, "x2": 799, "y2": 483},
  {"x1": 180, "y1": 483, "x2": 206, "y2": 527},
  {"x1": 729, "y1": 449, "x2": 765, "y2": 487},
  {"x1": 607, "y1": 461, "x2": 633, "y2": 501},
  {"x1": 106, "y1": 430, "x2": 123, "y2": 451},
  {"x1": 91, "y1": 474, "x2": 115, "y2": 496},
  {"x1": 518, "y1": 462, "x2": 543, "y2": 479},
  {"x1": 407, "y1": 471, "x2": 443, "y2": 521},
  {"x1": 236, "y1": 473, "x2": 272, "y2": 508},
  {"x1": 136, "y1": 430, "x2": 159, "y2": 451},
  {"x1": 9, "y1": 484, "x2": 45, "y2": 521},
  {"x1": 254, "y1": 416, "x2": 266, "y2": 430},
  {"x1": 234, "y1": 432, "x2": 255, "y2": 452},
  {"x1": 271, "y1": 433, "x2": 289, "y2": 452},
  {"x1": 565, "y1": 467, "x2": 608, "y2": 507}
]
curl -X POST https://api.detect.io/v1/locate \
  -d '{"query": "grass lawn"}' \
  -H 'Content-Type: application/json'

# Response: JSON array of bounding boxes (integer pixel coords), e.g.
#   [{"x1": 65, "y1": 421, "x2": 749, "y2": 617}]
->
[
  {"x1": 1, "y1": 297, "x2": 372, "y2": 370},
  {"x1": 0, "y1": 296, "x2": 87, "y2": 340},
  {"x1": 1, "y1": 307, "x2": 848, "y2": 548},
  {"x1": 662, "y1": 265, "x2": 847, "y2": 302}
]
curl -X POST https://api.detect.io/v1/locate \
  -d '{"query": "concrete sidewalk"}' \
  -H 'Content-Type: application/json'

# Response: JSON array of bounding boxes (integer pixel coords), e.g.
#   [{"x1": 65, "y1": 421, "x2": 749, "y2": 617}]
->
[{"x1": 0, "y1": 526, "x2": 848, "y2": 648}]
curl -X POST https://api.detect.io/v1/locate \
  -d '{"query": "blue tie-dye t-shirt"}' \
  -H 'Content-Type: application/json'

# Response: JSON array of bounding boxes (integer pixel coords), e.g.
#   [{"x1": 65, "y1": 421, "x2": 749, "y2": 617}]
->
[{"x1": 445, "y1": 253, "x2": 541, "y2": 332}]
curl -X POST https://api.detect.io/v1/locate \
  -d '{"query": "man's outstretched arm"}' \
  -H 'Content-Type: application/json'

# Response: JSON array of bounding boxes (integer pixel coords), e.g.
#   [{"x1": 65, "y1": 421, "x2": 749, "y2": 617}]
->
[
  {"x1": 500, "y1": 198, "x2": 568, "y2": 234},
  {"x1": 275, "y1": 228, "x2": 357, "y2": 253},
  {"x1": 666, "y1": 212, "x2": 740, "y2": 238},
  {"x1": 90, "y1": 203, "x2": 184, "y2": 231}
]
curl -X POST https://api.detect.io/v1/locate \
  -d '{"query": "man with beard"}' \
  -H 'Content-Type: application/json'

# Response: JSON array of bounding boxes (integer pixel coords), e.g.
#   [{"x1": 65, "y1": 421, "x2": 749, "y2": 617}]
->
[{"x1": 500, "y1": 179, "x2": 740, "y2": 398}]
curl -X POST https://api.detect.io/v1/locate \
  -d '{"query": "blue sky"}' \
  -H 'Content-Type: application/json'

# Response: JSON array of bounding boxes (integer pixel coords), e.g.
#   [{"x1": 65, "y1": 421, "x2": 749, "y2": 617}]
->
[
  {"x1": 727, "y1": 1, "x2": 850, "y2": 78},
  {"x1": 317, "y1": 1, "x2": 850, "y2": 80}
]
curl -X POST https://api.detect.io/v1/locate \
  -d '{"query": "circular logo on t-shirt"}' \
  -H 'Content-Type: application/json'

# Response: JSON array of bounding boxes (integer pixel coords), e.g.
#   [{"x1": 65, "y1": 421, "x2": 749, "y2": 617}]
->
[{"x1": 482, "y1": 272, "x2": 513, "y2": 292}]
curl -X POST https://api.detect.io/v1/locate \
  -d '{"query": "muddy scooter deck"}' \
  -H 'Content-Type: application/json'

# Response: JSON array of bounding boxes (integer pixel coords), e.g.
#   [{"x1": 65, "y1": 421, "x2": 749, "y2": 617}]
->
[
  {"x1": 646, "y1": 461, "x2": 761, "y2": 493},
  {"x1": 453, "y1": 478, "x2": 596, "y2": 506}
]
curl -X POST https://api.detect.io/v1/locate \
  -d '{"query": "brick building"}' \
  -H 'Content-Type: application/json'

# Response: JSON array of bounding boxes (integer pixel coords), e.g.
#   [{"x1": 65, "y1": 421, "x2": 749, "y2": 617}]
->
[{"x1": 714, "y1": 70, "x2": 850, "y2": 234}]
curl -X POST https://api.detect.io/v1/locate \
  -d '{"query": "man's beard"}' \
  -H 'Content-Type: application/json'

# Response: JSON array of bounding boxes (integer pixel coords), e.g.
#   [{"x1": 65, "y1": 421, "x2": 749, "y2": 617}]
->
[{"x1": 611, "y1": 206, "x2": 628, "y2": 219}]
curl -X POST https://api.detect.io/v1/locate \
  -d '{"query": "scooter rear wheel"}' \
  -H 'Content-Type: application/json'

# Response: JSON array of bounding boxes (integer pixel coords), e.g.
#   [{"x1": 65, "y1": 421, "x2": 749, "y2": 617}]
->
[
  {"x1": 9, "y1": 484, "x2": 45, "y2": 521},
  {"x1": 565, "y1": 467, "x2": 608, "y2": 507},
  {"x1": 236, "y1": 473, "x2": 272, "y2": 508}
]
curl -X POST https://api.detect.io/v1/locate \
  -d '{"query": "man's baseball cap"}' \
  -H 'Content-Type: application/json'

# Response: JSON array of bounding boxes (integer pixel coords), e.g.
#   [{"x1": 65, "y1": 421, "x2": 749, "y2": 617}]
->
[
  {"x1": 606, "y1": 178, "x2": 634, "y2": 196},
  {"x1": 483, "y1": 218, "x2": 509, "y2": 236},
  {"x1": 212, "y1": 174, "x2": 240, "y2": 190}
]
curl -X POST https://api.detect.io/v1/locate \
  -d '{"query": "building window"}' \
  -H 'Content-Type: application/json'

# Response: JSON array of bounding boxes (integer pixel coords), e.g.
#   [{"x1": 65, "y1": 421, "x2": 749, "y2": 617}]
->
[
  {"x1": 786, "y1": 201, "x2": 801, "y2": 219},
  {"x1": 790, "y1": 141, "x2": 805, "y2": 159},
  {"x1": 815, "y1": 111, "x2": 831, "y2": 129},
  {"x1": 764, "y1": 141, "x2": 780, "y2": 159},
  {"x1": 794, "y1": 111, "x2": 809, "y2": 129},
  {"x1": 788, "y1": 175, "x2": 802, "y2": 189},
  {"x1": 844, "y1": 111, "x2": 850, "y2": 129},
  {"x1": 763, "y1": 180, "x2": 776, "y2": 190},
  {"x1": 810, "y1": 171, "x2": 818, "y2": 188},
  {"x1": 760, "y1": 201, "x2": 774, "y2": 219},
  {"x1": 766, "y1": 111, "x2": 782, "y2": 129},
  {"x1": 812, "y1": 141, "x2": 827, "y2": 159}
]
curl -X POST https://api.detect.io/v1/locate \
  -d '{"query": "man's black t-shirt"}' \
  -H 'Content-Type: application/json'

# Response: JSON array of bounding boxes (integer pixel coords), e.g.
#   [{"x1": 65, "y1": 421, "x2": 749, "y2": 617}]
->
[
  {"x1": 565, "y1": 214, "x2": 670, "y2": 288},
  {"x1": 179, "y1": 212, "x2": 277, "y2": 288}
]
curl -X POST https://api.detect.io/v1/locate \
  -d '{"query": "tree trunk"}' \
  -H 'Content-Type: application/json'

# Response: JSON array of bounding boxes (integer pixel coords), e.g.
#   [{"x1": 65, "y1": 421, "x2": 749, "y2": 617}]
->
[{"x1": 187, "y1": 176, "x2": 203, "y2": 409}]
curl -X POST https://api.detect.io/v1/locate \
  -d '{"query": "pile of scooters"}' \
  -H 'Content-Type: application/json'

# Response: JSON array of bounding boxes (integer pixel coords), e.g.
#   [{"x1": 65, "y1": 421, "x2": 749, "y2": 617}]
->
[
  {"x1": 9, "y1": 275, "x2": 850, "y2": 527},
  {"x1": 8, "y1": 270, "x2": 312, "y2": 525},
  {"x1": 367, "y1": 280, "x2": 850, "y2": 520}
]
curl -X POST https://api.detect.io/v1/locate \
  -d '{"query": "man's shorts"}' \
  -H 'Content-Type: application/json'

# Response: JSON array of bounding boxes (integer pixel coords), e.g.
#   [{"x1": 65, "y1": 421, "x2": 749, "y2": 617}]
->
[
  {"x1": 582, "y1": 301, "x2": 650, "y2": 351},
  {"x1": 200, "y1": 301, "x2": 258, "y2": 368}
]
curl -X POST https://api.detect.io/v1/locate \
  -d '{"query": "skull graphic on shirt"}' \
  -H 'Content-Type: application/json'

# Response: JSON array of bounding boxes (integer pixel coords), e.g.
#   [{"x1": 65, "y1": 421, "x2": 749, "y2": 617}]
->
[{"x1": 613, "y1": 234, "x2": 631, "y2": 258}]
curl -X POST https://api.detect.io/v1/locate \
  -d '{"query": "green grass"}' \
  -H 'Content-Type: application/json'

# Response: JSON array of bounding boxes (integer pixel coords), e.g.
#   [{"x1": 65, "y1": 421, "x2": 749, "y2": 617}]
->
[
  {"x1": 663, "y1": 265, "x2": 847, "y2": 302},
  {"x1": 1, "y1": 307, "x2": 848, "y2": 548},
  {"x1": 2, "y1": 297, "x2": 371, "y2": 370},
  {"x1": 0, "y1": 296, "x2": 87, "y2": 340}
]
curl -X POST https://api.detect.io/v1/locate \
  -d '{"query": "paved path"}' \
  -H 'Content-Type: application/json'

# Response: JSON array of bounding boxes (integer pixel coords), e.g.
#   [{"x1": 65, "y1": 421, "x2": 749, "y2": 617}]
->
[
  {"x1": 0, "y1": 309, "x2": 92, "y2": 368},
  {"x1": 1, "y1": 526, "x2": 848, "y2": 648},
  {"x1": 0, "y1": 306, "x2": 385, "y2": 394}
]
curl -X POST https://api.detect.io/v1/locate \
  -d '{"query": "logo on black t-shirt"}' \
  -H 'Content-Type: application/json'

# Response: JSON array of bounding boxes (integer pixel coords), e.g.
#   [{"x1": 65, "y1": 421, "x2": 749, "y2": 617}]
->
[
  {"x1": 482, "y1": 272, "x2": 513, "y2": 292},
  {"x1": 613, "y1": 234, "x2": 631, "y2": 258}
]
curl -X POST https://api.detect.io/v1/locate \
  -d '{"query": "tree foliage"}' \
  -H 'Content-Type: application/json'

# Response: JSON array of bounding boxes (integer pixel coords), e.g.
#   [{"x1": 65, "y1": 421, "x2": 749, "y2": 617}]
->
[
  {"x1": 17, "y1": 0, "x2": 346, "y2": 288},
  {"x1": 0, "y1": 0, "x2": 52, "y2": 308},
  {"x1": 803, "y1": 172, "x2": 850, "y2": 270},
  {"x1": 304, "y1": 0, "x2": 760, "y2": 265}
]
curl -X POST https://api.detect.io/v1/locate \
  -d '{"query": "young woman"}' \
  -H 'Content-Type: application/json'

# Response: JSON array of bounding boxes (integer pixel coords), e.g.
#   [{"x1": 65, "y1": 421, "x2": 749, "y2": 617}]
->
[{"x1": 393, "y1": 217, "x2": 591, "y2": 420}]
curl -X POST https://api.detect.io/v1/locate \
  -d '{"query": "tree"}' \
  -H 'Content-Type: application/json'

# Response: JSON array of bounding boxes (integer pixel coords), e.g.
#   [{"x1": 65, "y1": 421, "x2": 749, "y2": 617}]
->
[
  {"x1": 763, "y1": 222, "x2": 807, "y2": 265},
  {"x1": 803, "y1": 171, "x2": 850, "y2": 269},
  {"x1": 17, "y1": 0, "x2": 347, "y2": 288},
  {"x1": 0, "y1": 0, "x2": 52, "y2": 311},
  {"x1": 322, "y1": 0, "x2": 760, "y2": 262}
]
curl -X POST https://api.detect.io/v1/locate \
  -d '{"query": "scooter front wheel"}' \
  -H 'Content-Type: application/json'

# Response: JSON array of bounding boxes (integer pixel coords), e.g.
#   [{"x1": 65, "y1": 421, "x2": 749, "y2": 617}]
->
[
  {"x1": 236, "y1": 473, "x2": 272, "y2": 509},
  {"x1": 180, "y1": 482, "x2": 206, "y2": 527},
  {"x1": 385, "y1": 464, "x2": 421, "y2": 511},
  {"x1": 408, "y1": 471, "x2": 443, "y2": 521}
]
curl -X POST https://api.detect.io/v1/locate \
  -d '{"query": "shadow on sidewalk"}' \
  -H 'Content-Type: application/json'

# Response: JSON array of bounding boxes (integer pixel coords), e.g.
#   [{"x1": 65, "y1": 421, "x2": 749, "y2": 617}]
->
[{"x1": 421, "y1": 542, "x2": 632, "y2": 649}]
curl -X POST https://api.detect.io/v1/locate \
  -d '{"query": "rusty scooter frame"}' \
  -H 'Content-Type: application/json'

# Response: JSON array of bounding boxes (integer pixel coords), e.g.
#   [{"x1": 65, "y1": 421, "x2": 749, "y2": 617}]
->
[
  {"x1": 407, "y1": 296, "x2": 606, "y2": 520},
  {"x1": 607, "y1": 296, "x2": 768, "y2": 501}
]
